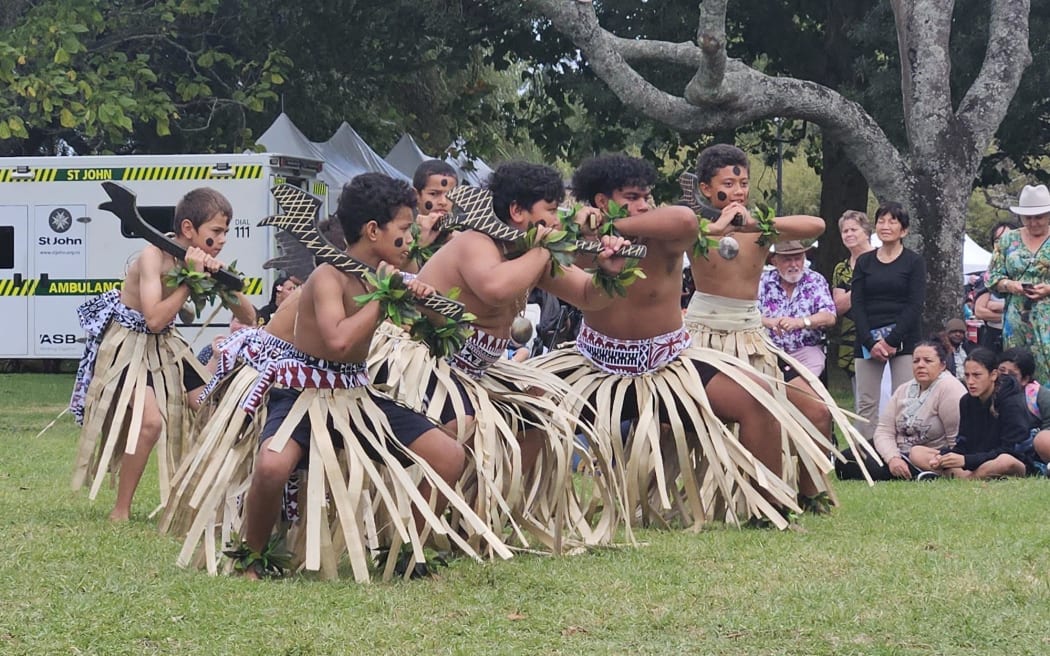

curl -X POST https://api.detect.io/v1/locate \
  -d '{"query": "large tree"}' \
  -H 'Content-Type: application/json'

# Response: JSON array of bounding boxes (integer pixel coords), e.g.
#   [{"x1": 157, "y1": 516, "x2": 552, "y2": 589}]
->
[
  {"x1": 0, "y1": 0, "x2": 290, "y2": 155},
  {"x1": 521, "y1": 0, "x2": 1032, "y2": 327}
]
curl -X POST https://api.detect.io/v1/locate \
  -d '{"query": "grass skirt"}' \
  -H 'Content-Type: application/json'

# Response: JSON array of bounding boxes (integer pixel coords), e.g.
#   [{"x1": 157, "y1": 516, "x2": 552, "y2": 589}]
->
[
  {"x1": 71, "y1": 322, "x2": 205, "y2": 507},
  {"x1": 369, "y1": 325, "x2": 631, "y2": 553},
  {"x1": 251, "y1": 385, "x2": 513, "y2": 581},
  {"x1": 684, "y1": 291, "x2": 879, "y2": 490},
  {"x1": 531, "y1": 343, "x2": 816, "y2": 530}
]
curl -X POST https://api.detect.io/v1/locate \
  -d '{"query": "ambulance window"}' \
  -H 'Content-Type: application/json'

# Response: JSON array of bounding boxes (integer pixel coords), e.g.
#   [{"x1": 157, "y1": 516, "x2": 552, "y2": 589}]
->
[
  {"x1": 0, "y1": 226, "x2": 12, "y2": 269},
  {"x1": 121, "y1": 206, "x2": 175, "y2": 239}
]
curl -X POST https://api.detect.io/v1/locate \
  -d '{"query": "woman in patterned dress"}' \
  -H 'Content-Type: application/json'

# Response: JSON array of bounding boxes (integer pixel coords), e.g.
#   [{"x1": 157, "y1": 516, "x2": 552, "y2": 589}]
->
[{"x1": 988, "y1": 185, "x2": 1050, "y2": 385}]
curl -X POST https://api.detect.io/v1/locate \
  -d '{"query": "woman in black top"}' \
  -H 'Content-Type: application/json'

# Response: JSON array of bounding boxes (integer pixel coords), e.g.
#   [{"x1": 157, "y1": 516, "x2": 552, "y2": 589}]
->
[
  {"x1": 909, "y1": 347, "x2": 1029, "y2": 479},
  {"x1": 851, "y1": 202, "x2": 927, "y2": 440}
]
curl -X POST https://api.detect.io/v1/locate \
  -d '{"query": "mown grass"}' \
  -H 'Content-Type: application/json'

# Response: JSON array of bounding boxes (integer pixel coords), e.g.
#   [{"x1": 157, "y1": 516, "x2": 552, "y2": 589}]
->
[{"x1": 2, "y1": 373, "x2": 1050, "y2": 655}]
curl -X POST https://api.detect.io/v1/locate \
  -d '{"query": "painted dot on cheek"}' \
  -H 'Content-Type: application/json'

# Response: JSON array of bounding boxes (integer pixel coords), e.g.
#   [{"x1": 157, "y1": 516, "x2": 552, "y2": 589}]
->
[
  {"x1": 394, "y1": 238, "x2": 404, "y2": 248},
  {"x1": 424, "y1": 201, "x2": 433, "y2": 211},
  {"x1": 205, "y1": 238, "x2": 214, "y2": 247},
  {"x1": 716, "y1": 191, "x2": 727, "y2": 202},
  {"x1": 732, "y1": 166, "x2": 741, "y2": 176}
]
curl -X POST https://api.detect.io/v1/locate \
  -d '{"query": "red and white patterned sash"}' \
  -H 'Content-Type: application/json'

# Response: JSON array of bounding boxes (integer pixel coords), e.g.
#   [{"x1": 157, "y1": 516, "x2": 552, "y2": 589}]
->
[
  {"x1": 447, "y1": 326, "x2": 509, "y2": 380},
  {"x1": 197, "y1": 328, "x2": 295, "y2": 406},
  {"x1": 269, "y1": 349, "x2": 369, "y2": 392},
  {"x1": 576, "y1": 322, "x2": 692, "y2": 377}
]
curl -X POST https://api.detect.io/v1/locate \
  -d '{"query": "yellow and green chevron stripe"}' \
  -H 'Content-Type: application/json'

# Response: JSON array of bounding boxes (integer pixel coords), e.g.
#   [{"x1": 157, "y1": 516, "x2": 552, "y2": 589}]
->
[
  {"x1": 0, "y1": 165, "x2": 265, "y2": 183},
  {"x1": 0, "y1": 277, "x2": 264, "y2": 296}
]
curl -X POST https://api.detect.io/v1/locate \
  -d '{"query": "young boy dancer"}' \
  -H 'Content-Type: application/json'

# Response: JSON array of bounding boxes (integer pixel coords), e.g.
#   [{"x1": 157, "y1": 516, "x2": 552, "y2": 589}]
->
[
  {"x1": 71, "y1": 188, "x2": 255, "y2": 521},
  {"x1": 373, "y1": 161, "x2": 635, "y2": 552},
  {"x1": 408, "y1": 159, "x2": 459, "y2": 268},
  {"x1": 682, "y1": 144, "x2": 876, "y2": 506},
  {"x1": 233, "y1": 173, "x2": 506, "y2": 581},
  {"x1": 534, "y1": 154, "x2": 814, "y2": 530}
]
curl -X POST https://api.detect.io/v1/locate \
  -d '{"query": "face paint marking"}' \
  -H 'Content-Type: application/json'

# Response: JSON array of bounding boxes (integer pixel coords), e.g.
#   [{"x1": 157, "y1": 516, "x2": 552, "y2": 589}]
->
[
  {"x1": 716, "y1": 191, "x2": 727, "y2": 202},
  {"x1": 205, "y1": 238, "x2": 215, "y2": 247},
  {"x1": 732, "y1": 166, "x2": 741, "y2": 176},
  {"x1": 394, "y1": 238, "x2": 404, "y2": 248},
  {"x1": 424, "y1": 201, "x2": 433, "y2": 211},
  {"x1": 440, "y1": 179, "x2": 448, "y2": 187}
]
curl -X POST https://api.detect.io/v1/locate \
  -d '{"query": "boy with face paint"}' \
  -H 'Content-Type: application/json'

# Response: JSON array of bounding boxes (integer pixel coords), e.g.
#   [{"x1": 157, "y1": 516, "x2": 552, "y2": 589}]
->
[
  {"x1": 373, "y1": 161, "x2": 635, "y2": 552},
  {"x1": 162, "y1": 217, "x2": 348, "y2": 557},
  {"x1": 407, "y1": 159, "x2": 459, "y2": 269},
  {"x1": 534, "y1": 153, "x2": 818, "y2": 530},
  {"x1": 234, "y1": 173, "x2": 508, "y2": 580},
  {"x1": 683, "y1": 144, "x2": 874, "y2": 509},
  {"x1": 71, "y1": 187, "x2": 256, "y2": 522}
]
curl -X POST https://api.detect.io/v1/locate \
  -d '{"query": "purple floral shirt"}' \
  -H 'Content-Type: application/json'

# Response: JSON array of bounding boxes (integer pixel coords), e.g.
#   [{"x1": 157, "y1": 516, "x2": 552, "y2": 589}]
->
[{"x1": 758, "y1": 268, "x2": 836, "y2": 352}]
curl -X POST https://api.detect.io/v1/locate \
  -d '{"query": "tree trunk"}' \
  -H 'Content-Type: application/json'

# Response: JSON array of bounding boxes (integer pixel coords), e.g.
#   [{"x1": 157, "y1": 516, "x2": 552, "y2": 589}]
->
[{"x1": 813, "y1": 138, "x2": 868, "y2": 280}]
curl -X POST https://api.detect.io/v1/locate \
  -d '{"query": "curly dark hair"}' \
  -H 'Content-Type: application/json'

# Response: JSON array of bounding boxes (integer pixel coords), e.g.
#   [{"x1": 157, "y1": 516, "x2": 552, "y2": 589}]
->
[
  {"x1": 488, "y1": 162, "x2": 564, "y2": 223},
  {"x1": 914, "y1": 338, "x2": 950, "y2": 367},
  {"x1": 694, "y1": 144, "x2": 749, "y2": 185},
  {"x1": 412, "y1": 159, "x2": 458, "y2": 191},
  {"x1": 571, "y1": 154, "x2": 657, "y2": 206},
  {"x1": 336, "y1": 173, "x2": 416, "y2": 245}
]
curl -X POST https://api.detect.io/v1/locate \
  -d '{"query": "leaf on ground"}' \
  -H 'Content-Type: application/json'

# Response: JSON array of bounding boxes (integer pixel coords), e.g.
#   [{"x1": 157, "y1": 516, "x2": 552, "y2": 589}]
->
[
  {"x1": 562, "y1": 626, "x2": 588, "y2": 636},
  {"x1": 506, "y1": 613, "x2": 526, "y2": 621}
]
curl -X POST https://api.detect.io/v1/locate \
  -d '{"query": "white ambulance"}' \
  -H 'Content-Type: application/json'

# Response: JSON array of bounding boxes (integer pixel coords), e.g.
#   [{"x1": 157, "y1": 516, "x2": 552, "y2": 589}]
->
[{"x1": 0, "y1": 153, "x2": 327, "y2": 359}]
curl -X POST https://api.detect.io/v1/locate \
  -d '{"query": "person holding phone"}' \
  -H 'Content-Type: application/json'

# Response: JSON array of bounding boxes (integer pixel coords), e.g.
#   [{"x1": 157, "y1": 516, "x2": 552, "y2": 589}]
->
[{"x1": 988, "y1": 184, "x2": 1050, "y2": 385}]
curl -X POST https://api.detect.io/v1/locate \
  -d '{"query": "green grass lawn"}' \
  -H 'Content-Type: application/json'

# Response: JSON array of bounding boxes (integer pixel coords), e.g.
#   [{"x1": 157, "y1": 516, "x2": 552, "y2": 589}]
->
[{"x1": 2, "y1": 373, "x2": 1050, "y2": 655}]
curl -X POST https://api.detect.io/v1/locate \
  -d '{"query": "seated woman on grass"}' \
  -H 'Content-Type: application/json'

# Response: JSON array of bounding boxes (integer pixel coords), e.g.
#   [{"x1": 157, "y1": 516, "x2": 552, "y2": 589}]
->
[
  {"x1": 836, "y1": 340, "x2": 965, "y2": 480},
  {"x1": 996, "y1": 347, "x2": 1050, "y2": 472},
  {"x1": 909, "y1": 347, "x2": 1030, "y2": 479}
]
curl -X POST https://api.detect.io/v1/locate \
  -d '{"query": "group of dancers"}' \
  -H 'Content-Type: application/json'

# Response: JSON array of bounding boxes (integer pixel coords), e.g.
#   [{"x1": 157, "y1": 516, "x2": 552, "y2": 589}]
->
[{"x1": 69, "y1": 145, "x2": 874, "y2": 581}]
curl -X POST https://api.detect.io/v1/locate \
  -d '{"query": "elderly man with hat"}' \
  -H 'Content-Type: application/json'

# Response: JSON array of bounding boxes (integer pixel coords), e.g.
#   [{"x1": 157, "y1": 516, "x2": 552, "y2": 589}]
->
[
  {"x1": 943, "y1": 318, "x2": 969, "y2": 380},
  {"x1": 758, "y1": 240, "x2": 837, "y2": 378},
  {"x1": 988, "y1": 184, "x2": 1050, "y2": 385}
]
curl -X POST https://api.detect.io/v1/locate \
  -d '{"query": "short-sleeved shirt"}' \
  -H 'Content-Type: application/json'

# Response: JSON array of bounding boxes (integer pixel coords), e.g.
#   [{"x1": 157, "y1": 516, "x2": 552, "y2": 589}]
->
[{"x1": 758, "y1": 268, "x2": 836, "y2": 352}]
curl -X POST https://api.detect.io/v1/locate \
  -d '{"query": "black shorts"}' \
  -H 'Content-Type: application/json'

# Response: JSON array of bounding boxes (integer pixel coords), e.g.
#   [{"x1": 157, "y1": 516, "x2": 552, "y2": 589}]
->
[
  {"x1": 260, "y1": 388, "x2": 438, "y2": 468},
  {"x1": 118, "y1": 357, "x2": 206, "y2": 392},
  {"x1": 776, "y1": 356, "x2": 801, "y2": 383},
  {"x1": 423, "y1": 370, "x2": 476, "y2": 423}
]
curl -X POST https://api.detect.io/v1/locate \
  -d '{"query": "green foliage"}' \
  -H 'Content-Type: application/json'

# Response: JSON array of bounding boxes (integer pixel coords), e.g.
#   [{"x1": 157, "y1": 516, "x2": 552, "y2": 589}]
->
[
  {"x1": 0, "y1": 0, "x2": 287, "y2": 154},
  {"x1": 354, "y1": 268, "x2": 420, "y2": 328},
  {"x1": 518, "y1": 224, "x2": 575, "y2": 277},
  {"x1": 589, "y1": 260, "x2": 645, "y2": 298},
  {"x1": 408, "y1": 310, "x2": 477, "y2": 359},
  {"x1": 164, "y1": 261, "x2": 242, "y2": 317},
  {"x1": 222, "y1": 533, "x2": 293, "y2": 578}
]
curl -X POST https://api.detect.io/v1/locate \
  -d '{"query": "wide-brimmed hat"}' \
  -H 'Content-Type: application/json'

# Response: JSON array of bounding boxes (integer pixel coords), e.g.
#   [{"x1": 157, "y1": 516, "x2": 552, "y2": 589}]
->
[
  {"x1": 772, "y1": 240, "x2": 810, "y2": 256},
  {"x1": 1010, "y1": 184, "x2": 1050, "y2": 216}
]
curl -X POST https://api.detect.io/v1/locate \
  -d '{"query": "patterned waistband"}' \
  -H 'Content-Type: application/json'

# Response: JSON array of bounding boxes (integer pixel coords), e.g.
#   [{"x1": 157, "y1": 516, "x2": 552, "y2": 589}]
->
[
  {"x1": 270, "y1": 349, "x2": 370, "y2": 391},
  {"x1": 576, "y1": 322, "x2": 692, "y2": 377},
  {"x1": 447, "y1": 326, "x2": 509, "y2": 379},
  {"x1": 70, "y1": 290, "x2": 168, "y2": 424},
  {"x1": 198, "y1": 328, "x2": 295, "y2": 406}
]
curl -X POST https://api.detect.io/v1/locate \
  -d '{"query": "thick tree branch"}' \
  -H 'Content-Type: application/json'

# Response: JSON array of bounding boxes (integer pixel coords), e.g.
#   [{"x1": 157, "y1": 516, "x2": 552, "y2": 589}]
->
[
  {"x1": 523, "y1": 0, "x2": 911, "y2": 201},
  {"x1": 958, "y1": 0, "x2": 1031, "y2": 154},
  {"x1": 890, "y1": 0, "x2": 956, "y2": 155},
  {"x1": 685, "y1": 0, "x2": 730, "y2": 100},
  {"x1": 608, "y1": 36, "x2": 702, "y2": 67}
]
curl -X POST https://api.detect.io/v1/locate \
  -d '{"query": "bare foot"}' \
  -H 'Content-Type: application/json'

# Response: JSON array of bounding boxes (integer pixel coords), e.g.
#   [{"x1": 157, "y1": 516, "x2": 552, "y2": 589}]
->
[{"x1": 108, "y1": 508, "x2": 130, "y2": 522}]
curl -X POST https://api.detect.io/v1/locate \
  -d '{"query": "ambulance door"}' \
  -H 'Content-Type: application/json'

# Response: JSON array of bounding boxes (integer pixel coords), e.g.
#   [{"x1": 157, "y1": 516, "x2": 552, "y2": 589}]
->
[
  {"x1": 32, "y1": 204, "x2": 88, "y2": 357},
  {"x1": 0, "y1": 205, "x2": 29, "y2": 355}
]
